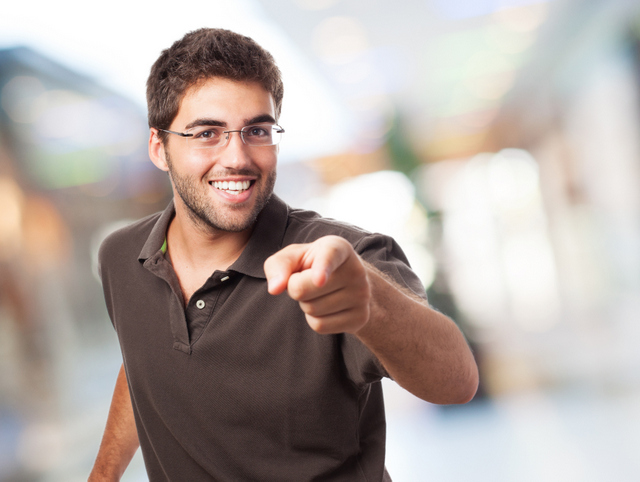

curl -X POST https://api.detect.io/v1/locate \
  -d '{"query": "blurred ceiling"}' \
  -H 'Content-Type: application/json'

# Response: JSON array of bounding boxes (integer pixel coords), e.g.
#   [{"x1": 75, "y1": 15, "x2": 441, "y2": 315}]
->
[
  {"x1": 255, "y1": 0, "x2": 554, "y2": 161},
  {"x1": 255, "y1": 0, "x2": 640, "y2": 161},
  {"x1": 2, "y1": 0, "x2": 639, "y2": 170}
]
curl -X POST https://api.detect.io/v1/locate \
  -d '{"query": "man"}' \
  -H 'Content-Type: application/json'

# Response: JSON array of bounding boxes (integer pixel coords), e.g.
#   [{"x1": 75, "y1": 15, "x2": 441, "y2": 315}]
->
[{"x1": 89, "y1": 28, "x2": 478, "y2": 481}]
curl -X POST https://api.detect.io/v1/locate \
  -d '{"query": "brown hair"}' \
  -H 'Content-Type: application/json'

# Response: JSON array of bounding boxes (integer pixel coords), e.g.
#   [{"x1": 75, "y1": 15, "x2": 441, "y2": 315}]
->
[{"x1": 146, "y1": 28, "x2": 284, "y2": 139}]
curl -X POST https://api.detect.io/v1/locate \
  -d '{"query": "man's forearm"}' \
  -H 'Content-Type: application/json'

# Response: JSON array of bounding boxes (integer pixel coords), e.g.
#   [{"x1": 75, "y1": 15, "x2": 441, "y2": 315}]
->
[
  {"x1": 89, "y1": 364, "x2": 140, "y2": 481},
  {"x1": 356, "y1": 264, "x2": 479, "y2": 405}
]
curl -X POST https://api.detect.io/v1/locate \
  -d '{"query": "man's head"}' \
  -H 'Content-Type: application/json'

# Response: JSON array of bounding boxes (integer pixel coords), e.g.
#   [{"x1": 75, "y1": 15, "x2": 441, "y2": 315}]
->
[
  {"x1": 147, "y1": 30, "x2": 283, "y2": 235},
  {"x1": 146, "y1": 28, "x2": 284, "y2": 141}
]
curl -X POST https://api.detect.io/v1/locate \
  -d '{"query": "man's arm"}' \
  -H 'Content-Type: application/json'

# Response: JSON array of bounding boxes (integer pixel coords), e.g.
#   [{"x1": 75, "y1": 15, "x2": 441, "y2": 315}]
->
[
  {"x1": 89, "y1": 364, "x2": 140, "y2": 482},
  {"x1": 264, "y1": 235, "x2": 479, "y2": 405}
]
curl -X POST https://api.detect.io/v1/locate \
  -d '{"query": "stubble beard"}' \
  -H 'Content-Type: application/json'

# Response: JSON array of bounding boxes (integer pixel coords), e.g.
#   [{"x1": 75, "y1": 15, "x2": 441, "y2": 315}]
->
[{"x1": 166, "y1": 153, "x2": 276, "y2": 233}]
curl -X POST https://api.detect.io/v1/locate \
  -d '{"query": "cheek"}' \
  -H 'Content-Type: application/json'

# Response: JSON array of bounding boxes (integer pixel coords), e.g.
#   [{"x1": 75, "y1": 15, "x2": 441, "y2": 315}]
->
[
  {"x1": 170, "y1": 163, "x2": 210, "y2": 188},
  {"x1": 172, "y1": 152, "x2": 215, "y2": 177},
  {"x1": 257, "y1": 149, "x2": 278, "y2": 172}
]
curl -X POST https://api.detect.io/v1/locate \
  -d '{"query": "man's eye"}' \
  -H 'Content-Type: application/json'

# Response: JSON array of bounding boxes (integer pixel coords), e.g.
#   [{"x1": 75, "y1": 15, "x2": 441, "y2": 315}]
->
[
  {"x1": 194, "y1": 128, "x2": 220, "y2": 139},
  {"x1": 246, "y1": 126, "x2": 269, "y2": 137}
]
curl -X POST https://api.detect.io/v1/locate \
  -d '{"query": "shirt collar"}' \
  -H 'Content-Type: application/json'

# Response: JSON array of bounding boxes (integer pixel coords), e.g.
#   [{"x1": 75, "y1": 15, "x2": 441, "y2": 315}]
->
[
  {"x1": 138, "y1": 194, "x2": 289, "y2": 279},
  {"x1": 138, "y1": 200, "x2": 176, "y2": 262}
]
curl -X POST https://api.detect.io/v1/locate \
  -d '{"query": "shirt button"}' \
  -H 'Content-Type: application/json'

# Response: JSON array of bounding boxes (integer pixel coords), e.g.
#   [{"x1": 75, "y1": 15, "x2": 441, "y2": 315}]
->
[{"x1": 196, "y1": 300, "x2": 205, "y2": 309}]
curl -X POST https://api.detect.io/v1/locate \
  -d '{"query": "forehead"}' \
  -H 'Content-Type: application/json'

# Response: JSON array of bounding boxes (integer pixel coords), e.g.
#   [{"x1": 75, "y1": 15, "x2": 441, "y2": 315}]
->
[{"x1": 174, "y1": 77, "x2": 276, "y2": 126}]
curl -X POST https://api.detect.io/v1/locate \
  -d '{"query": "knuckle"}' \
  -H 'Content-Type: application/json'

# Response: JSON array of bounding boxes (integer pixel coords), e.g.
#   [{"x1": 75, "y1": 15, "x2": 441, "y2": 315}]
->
[
  {"x1": 299, "y1": 300, "x2": 317, "y2": 316},
  {"x1": 306, "y1": 316, "x2": 323, "y2": 332},
  {"x1": 311, "y1": 319, "x2": 332, "y2": 335},
  {"x1": 288, "y1": 284, "x2": 304, "y2": 300}
]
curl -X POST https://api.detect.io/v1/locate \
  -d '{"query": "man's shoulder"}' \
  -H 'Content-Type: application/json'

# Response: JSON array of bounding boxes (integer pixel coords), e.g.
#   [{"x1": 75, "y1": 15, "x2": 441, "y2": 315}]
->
[
  {"x1": 282, "y1": 199, "x2": 415, "y2": 264},
  {"x1": 283, "y1": 205, "x2": 374, "y2": 246},
  {"x1": 98, "y1": 210, "x2": 163, "y2": 262}
]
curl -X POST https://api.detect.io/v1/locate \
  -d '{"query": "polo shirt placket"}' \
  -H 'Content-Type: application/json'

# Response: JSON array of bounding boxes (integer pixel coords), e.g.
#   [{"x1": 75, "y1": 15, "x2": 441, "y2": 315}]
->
[{"x1": 143, "y1": 251, "x2": 238, "y2": 354}]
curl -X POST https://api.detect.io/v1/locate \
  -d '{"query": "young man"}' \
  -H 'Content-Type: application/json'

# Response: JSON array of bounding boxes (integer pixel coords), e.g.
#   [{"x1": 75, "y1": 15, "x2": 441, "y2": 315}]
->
[{"x1": 90, "y1": 28, "x2": 478, "y2": 481}]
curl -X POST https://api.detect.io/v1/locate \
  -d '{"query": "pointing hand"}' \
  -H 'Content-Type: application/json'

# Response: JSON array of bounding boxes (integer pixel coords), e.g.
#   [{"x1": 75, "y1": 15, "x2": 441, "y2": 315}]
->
[{"x1": 264, "y1": 235, "x2": 371, "y2": 334}]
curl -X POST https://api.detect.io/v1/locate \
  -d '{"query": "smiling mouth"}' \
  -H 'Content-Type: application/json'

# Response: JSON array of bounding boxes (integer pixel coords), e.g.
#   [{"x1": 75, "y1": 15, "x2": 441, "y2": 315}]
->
[{"x1": 211, "y1": 180, "x2": 253, "y2": 195}]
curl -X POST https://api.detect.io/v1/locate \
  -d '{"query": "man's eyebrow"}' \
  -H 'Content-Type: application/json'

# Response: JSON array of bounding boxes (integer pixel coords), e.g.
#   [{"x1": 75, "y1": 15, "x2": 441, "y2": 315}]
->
[
  {"x1": 184, "y1": 119, "x2": 226, "y2": 130},
  {"x1": 246, "y1": 114, "x2": 277, "y2": 125},
  {"x1": 183, "y1": 114, "x2": 277, "y2": 130}
]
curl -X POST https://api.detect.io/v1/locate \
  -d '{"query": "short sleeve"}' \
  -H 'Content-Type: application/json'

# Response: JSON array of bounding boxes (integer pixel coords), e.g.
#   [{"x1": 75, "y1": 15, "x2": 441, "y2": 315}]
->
[
  {"x1": 341, "y1": 232, "x2": 427, "y2": 387},
  {"x1": 355, "y1": 232, "x2": 427, "y2": 300}
]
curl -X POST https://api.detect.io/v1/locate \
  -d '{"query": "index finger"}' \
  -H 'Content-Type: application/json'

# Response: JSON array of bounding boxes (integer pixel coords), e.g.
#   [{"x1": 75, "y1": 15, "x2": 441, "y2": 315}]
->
[{"x1": 306, "y1": 236, "x2": 352, "y2": 288}]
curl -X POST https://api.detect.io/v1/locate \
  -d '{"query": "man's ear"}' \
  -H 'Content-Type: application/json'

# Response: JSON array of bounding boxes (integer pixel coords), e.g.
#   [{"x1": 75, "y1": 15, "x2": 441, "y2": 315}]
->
[{"x1": 149, "y1": 128, "x2": 169, "y2": 172}]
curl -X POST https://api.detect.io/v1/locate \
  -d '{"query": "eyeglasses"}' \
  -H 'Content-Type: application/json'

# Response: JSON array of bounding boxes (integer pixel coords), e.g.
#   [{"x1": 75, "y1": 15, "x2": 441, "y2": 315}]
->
[{"x1": 158, "y1": 124, "x2": 285, "y2": 149}]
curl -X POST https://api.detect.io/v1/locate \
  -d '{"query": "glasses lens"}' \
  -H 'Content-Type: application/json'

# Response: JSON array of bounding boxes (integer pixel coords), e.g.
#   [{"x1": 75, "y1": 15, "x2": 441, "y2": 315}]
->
[
  {"x1": 184, "y1": 124, "x2": 284, "y2": 149},
  {"x1": 243, "y1": 125, "x2": 283, "y2": 146},
  {"x1": 187, "y1": 126, "x2": 226, "y2": 149}
]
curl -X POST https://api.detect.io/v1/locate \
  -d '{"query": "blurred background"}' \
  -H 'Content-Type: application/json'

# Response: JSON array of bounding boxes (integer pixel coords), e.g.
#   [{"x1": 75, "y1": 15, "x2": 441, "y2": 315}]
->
[{"x1": 1, "y1": 0, "x2": 640, "y2": 480}]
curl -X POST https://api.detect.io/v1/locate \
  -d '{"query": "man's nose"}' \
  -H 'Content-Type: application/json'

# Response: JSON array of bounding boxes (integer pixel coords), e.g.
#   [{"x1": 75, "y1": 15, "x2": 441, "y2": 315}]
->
[{"x1": 219, "y1": 131, "x2": 251, "y2": 168}]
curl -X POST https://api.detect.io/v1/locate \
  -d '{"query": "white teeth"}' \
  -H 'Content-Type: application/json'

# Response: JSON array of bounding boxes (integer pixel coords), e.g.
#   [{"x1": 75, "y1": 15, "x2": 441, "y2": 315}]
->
[{"x1": 212, "y1": 180, "x2": 251, "y2": 192}]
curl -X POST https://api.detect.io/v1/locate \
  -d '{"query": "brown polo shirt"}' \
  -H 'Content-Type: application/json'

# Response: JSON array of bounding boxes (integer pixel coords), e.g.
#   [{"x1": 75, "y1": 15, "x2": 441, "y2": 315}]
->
[{"x1": 99, "y1": 194, "x2": 427, "y2": 481}]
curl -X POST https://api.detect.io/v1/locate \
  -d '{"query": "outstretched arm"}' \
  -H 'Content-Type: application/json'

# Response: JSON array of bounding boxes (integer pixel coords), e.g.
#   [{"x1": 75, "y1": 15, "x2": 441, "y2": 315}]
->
[
  {"x1": 264, "y1": 235, "x2": 478, "y2": 404},
  {"x1": 89, "y1": 364, "x2": 139, "y2": 481}
]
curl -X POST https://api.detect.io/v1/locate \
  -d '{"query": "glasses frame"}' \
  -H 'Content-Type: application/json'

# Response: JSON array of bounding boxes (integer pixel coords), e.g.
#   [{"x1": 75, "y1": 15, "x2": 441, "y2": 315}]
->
[{"x1": 157, "y1": 124, "x2": 285, "y2": 149}]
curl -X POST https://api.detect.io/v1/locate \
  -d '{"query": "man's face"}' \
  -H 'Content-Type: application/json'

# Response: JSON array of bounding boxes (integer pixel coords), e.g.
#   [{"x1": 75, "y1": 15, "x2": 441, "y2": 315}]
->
[{"x1": 157, "y1": 78, "x2": 278, "y2": 234}]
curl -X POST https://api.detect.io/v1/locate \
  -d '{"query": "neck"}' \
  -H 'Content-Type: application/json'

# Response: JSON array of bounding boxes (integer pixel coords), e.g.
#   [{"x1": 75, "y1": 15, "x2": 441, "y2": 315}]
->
[{"x1": 167, "y1": 203, "x2": 253, "y2": 273}]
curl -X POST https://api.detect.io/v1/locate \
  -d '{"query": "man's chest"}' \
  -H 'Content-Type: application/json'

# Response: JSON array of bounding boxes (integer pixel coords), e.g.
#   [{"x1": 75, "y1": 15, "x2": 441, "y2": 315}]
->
[{"x1": 109, "y1": 270, "x2": 362, "y2": 454}]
